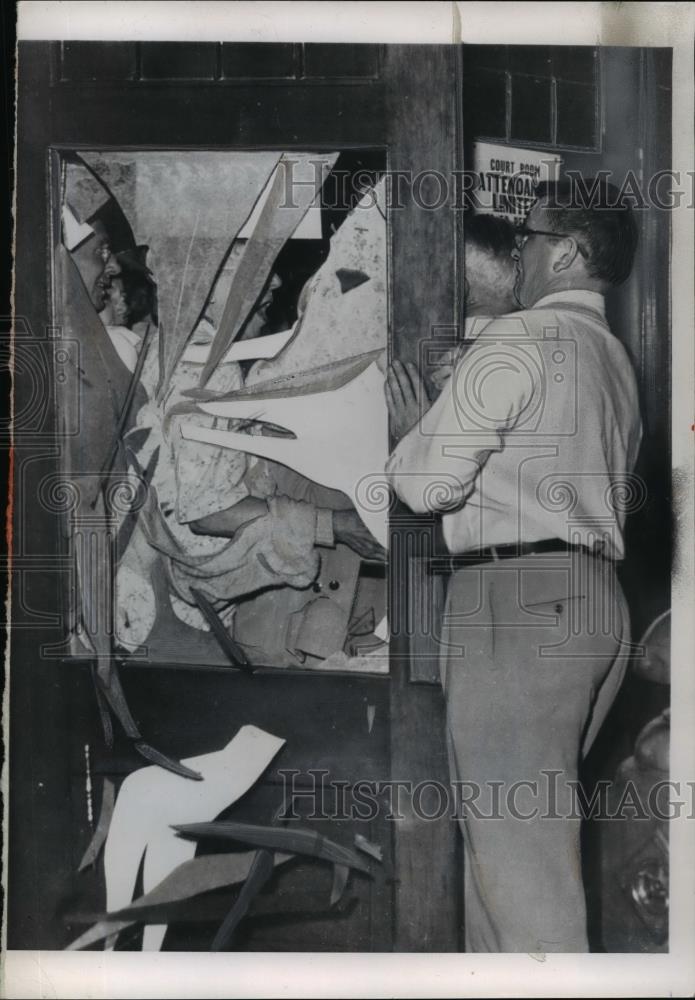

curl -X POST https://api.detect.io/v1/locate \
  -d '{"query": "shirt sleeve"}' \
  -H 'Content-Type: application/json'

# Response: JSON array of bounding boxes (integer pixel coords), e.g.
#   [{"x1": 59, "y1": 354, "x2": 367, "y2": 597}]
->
[
  {"x1": 385, "y1": 328, "x2": 534, "y2": 514},
  {"x1": 164, "y1": 494, "x2": 322, "y2": 604},
  {"x1": 314, "y1": 506, "x2": 336, "y2": 547}
]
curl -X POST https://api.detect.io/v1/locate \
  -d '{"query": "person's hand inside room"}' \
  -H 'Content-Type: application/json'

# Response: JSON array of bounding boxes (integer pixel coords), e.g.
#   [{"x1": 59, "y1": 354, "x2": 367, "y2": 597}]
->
[
  {"x1": 333, "y1": 509, "x2": 387, "y2": 562},
  {"x1": 384, "y1": 360, "x2": 430, "y2": 440},
  {"x1": 189, "y1": 497, "x2": 269, "y2": 537}
]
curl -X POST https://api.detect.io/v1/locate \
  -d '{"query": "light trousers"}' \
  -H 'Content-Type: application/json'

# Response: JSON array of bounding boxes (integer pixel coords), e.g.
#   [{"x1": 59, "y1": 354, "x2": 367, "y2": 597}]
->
[{"x1": 439, "y1": 553, "x2": 631, "y2": 952}]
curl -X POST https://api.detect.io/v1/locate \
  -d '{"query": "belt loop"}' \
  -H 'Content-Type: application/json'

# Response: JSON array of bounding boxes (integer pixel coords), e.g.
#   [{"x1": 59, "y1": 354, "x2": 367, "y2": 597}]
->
[{"x1": 491, "y1": 546, "x2": 500, "y2": 562}]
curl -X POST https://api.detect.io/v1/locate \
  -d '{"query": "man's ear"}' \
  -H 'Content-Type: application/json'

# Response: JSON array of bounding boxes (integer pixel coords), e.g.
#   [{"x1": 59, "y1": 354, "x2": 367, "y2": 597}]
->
[{"x1": 552, "y1": 237, "x2": 579, "y2": 273}]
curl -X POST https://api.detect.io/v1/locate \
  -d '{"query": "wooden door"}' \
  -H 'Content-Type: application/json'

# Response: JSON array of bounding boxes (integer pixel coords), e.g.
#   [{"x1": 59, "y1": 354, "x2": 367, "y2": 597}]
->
[{"x1": 10, "y1": 41, "x2": 462, "y2": 951}]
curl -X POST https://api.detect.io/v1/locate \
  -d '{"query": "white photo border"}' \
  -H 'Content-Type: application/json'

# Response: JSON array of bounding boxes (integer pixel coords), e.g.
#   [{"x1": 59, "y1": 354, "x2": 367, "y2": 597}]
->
[{"x1": 6, "y1": 2, "x2": 695, "y2": 997}]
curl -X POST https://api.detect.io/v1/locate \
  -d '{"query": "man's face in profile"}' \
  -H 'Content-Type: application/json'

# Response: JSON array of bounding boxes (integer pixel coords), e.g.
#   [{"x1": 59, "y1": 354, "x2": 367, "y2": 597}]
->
[
  {"x1": 512, "y1": 199, "x2": 558, "y2": 309},
  {"x1": 70, "y1": 218, "x2": 123, "y2": 314}
]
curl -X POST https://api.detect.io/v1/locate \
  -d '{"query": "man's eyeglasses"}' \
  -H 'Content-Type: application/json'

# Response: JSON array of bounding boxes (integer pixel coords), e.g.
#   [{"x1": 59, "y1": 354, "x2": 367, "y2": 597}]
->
[{"x1": 514, "y1": 225, "x2": 587, "y2": 258}]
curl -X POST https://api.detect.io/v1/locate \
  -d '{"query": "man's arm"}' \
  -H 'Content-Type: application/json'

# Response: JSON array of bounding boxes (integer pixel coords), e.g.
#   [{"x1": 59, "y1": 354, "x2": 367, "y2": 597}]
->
[
  {"x1": 189, "y1": 497, "x2": 268, "y2": 536},
  {"x1": 190, "y1": 496, "x2": 385, "y2": 562},
  {"x1": 332, "y1": 509, "x2": 386, "y2": 561},
  {"x1": 385, "y1": 333, "x2": 532, "y2": 515}
]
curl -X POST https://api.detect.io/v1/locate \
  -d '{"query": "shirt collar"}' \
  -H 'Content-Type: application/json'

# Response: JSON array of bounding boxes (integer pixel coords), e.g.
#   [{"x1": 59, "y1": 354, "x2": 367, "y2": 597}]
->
[
  {"x1": 531, "y1": 290, "x2": 606, "y2": 316},
  {"x1": 106, "y1": 325, "x2": 142, "y2": 346}
]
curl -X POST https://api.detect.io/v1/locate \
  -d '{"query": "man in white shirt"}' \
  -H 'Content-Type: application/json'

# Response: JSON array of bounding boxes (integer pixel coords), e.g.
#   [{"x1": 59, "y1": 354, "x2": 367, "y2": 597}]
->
[
  {"x1": 403, "y1": 214, "x2": 520, "y2": 678},
  {"x1": 385, "y1": 179, "x2": 641, "y2": 952}
]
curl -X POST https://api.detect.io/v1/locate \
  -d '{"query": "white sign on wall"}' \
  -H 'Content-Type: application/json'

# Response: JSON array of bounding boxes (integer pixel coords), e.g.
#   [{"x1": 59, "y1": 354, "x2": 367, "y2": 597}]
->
[{"x1": 472, "y1": 142, "x2": 563, "y2": 224}]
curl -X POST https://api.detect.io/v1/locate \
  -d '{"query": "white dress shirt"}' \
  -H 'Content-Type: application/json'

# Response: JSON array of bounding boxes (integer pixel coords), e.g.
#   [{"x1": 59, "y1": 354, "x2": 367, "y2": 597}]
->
[
  {"x1": 385, "y1": 291, "x2": 642, "y2": 559},
  {"x1": 105, "y1": 324, "x2": 142, "y2": 373}
]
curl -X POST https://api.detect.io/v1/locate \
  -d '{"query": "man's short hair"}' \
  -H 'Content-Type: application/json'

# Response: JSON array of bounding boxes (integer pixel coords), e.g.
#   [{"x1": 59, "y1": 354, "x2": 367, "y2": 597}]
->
[
  {"x1": 535, "y1": 178, "x2": 638, "y2": 286},
  {"x1": 464, "y1": 213, "x2": 516, "y2": 260}
]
